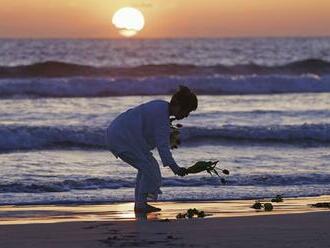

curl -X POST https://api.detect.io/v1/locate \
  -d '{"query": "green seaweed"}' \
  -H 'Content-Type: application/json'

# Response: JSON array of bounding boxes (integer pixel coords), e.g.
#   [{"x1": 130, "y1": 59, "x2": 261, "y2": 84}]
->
[
  {"x1": 251, "y1": 200, "x2": 263, "y2": 209},
  {"x1": 170, "y1": 120, "x2": 230, "y2": 183},
  {"x1": 264, "y1": 203, "x2": 273, "y2": 211},
  {"x1": 311, "y1": 202, "x2": 330, "y2": 208},
  {"x1": 271, "y1": 195, "x2": 283, "y2": 203},
  {"x1": 186, "y1": 160, "x2": 230, "y2": 184},
  {"x1": 251, "y1": 201, "x2": 274, "y2": 211},
  {"x1": 176, "y1": 208, "x2": 206, "y2": 219}
]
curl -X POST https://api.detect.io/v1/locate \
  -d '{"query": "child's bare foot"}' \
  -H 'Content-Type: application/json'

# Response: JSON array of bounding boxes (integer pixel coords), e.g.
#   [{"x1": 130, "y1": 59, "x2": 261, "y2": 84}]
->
[{"x1": 134, "y1": 203, "x2": 161, "y2": 213}]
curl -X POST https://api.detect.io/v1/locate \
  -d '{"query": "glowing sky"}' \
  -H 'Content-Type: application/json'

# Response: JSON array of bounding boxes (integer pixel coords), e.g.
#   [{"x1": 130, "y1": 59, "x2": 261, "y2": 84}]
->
[{"x1": 0, "y1": 0, "x2": 329, "y2": 38}]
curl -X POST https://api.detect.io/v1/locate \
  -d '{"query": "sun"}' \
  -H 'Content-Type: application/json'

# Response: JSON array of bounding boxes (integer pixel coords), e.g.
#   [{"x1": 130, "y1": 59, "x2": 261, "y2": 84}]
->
[{"x1": 112, "y1": 7, "x2": 145, "y2": 37}]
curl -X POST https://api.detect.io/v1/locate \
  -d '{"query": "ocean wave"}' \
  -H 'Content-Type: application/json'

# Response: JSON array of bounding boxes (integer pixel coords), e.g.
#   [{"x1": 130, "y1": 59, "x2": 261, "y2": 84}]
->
[
  {"x1": 181, "y1": 124, "x2": 330, "y2": 143},
  {"x1": 0, "y1": 125, "x2": 105, "y2": 151},
  {"x1": 1, "y1": 173, "x2": 330, "y2": 193},
  {"x1": 192, "y1": 109, "x2": 330, "y2": 119},
  {"x1": 1, "y1": 74, "x2": 330, "y2": 98},
  {"x1": 1, "y1": 59, "x2": 330, "y2": 78},
  {"x1": 0, "y1": 178, "x2": 135, "y2": 193},
  {"x1": 0, "y1": 123, "x2": 329, "y2": 152}
]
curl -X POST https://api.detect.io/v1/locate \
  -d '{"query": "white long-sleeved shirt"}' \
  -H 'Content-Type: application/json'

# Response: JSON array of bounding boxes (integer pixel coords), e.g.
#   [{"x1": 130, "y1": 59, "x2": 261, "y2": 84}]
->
[{"x1": 106, "y1": 100, "x2": 179, "y2": 172}]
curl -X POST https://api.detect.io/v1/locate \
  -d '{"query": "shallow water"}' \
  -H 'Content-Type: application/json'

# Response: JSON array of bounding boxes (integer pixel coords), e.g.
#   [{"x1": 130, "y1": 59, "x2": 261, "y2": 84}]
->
[
  {"x1": 1, "y1": 140, "x2": 329, "y2": 204},
  {"x1": 1, "y1": 195, "x2": 330, "y2": 225},
  {"x1": 1, "y1": 38, "x2": 330, "y2": 205}
]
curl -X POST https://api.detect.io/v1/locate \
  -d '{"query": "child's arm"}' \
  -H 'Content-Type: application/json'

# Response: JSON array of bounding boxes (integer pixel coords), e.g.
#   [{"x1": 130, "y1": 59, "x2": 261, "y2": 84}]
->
[{"x1": 154, "y1": 116, "x2": 186, "y2": 176}]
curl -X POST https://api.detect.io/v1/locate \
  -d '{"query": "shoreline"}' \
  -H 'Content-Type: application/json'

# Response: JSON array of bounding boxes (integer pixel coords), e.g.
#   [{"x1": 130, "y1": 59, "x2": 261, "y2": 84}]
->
[
  {"x1": 0, "y1": 195, "x2": 329, "y2": 247},
  {"x1": 2, "y1": 193, "x2": 328, "y2": 207},
  {"x1": 1, "y1": 195, "x2": 329, "y2": 225}
]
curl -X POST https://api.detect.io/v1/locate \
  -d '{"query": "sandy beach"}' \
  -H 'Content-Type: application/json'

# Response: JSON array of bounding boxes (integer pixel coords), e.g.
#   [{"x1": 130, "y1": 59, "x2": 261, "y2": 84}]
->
[
  {"x1": 1, "y1": 195, "x2": 330, "y2": 247},
  {"x1": 1, "y1": 2, "x2": 330, "y2": 248}
]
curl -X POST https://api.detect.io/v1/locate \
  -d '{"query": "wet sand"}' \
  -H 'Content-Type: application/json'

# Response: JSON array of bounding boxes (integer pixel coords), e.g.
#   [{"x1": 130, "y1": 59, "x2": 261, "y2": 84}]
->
[{"x1": 0, "y1": 195, "x2": 330, "y2": 247}]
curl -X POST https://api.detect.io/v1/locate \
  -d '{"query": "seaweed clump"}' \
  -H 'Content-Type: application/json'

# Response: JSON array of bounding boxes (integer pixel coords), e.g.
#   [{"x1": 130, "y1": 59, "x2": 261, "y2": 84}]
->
[
  {"x1": 176, "y1": 208, "x2": 206, "y2": 219},
  {"x1": 251, "y1": 201, "x2": 263, "y2": 209},
  {"x1": 271, "y1": 195, "x2": 283, "y2": 203},
  {"x1": 251, "y1": 201, "x2": 274, "y2": 211},
  {"x1": 264, "y1": 203, "x2": 274, "y2": 211},
  {"x1": 311, "y1": 202, "x2": 330, "y2": 208},
  {"x1": 186, "y1": 160, "x2": 230, "y2": 184}
]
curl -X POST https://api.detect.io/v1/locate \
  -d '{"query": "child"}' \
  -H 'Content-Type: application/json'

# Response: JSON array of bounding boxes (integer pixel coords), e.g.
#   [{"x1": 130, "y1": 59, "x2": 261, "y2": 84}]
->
[{"x1": 106, "y1": 86, "x2": 198, "y2": 213}]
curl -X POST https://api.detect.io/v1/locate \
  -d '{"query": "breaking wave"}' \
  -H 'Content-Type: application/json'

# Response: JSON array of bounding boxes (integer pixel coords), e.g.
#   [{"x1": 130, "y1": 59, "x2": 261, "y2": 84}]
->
[
  {"x1": 1, "y1": 74, "x2": 330, "y2": 97},
  {"x1": 1, "y1": 173, "x2": 330, "y2": 193},
  {"x1": 1, "y1": 59, "x2": 330, "y2": 78},
  {"x1": 0, "y1": 123, "x2": 329, "y2": 152}
]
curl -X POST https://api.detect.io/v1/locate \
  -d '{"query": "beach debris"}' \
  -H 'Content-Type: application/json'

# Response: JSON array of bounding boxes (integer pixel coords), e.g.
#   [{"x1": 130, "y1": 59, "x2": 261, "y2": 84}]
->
[
  {"x1": 176, "y1": 208, "x2": 206, "y2": 219},
  {"x1": 251, "y1": 200, "x2": 263, "y2": 209},
  {"x1": 311, "y1": 202, "x2": 330, "y2": 208},
  {"x1": 176, "y1": 213, "x2": 186, "y2": 219},
  {"x1": 170, "y1": 120, "x2": 230, "y2": 183},
  {"x1": 264, "y1": 203, "x2": 274, "y2": 211},
  {"x1": 251, "y1": 201, "x2": 273, "y2": 211},
  {"x1": 186, "y1": 160, "x2": 230, "y2": 184},
  {"x1": 271, "y1": 195, "x2": 284, "y2": 203},
  {"x1": 170, "y1": 118, "x2": 182, "y2": 149}
]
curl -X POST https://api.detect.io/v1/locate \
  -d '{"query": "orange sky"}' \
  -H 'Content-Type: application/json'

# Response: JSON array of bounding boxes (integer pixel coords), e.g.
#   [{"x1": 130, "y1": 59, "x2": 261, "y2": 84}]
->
[{"x1": 0, "y1": 0, "x2": 329, "y2": 38}]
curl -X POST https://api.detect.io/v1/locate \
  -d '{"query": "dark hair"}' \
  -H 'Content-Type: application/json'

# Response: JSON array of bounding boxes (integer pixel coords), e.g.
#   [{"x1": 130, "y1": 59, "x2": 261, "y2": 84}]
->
[{"x1": 170, "y1": 85, "x2": 198, "y2": 111}]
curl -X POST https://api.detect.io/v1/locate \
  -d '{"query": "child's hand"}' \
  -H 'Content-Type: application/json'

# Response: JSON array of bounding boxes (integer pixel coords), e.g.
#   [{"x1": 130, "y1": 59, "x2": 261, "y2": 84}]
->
[{"x1": 176, "y1": 167, "x2": 188, "y2": 177}]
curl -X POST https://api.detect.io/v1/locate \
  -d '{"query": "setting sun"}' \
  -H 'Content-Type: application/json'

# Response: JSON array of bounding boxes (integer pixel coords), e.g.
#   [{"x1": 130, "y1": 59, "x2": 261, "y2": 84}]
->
[{"x1": 112, "y1": 7, "x2": 145, "y2": 37}]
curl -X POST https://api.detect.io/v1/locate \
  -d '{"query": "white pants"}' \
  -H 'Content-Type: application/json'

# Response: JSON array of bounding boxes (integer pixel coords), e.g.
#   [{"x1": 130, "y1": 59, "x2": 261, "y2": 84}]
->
[{"x1": 118, "y1": 151, "x2": 162, "y2": 204}]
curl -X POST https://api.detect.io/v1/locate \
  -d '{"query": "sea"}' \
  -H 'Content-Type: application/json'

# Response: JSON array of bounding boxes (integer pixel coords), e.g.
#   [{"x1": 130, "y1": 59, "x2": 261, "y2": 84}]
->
[{"x1": 0, "y1": 37, "x2": 329, "y2": 205}]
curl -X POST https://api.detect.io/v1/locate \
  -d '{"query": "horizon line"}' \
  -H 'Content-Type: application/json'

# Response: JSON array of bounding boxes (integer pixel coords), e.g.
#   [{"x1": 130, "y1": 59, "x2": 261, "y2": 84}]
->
[{"x1": 0, "y1": 35, "x2": 330, "y2": 40}]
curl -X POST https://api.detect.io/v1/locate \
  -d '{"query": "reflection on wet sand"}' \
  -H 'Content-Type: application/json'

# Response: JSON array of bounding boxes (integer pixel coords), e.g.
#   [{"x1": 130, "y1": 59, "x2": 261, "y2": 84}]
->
[{"x1": 1, "y1": 195, "x2": 330, "y2": 225}]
